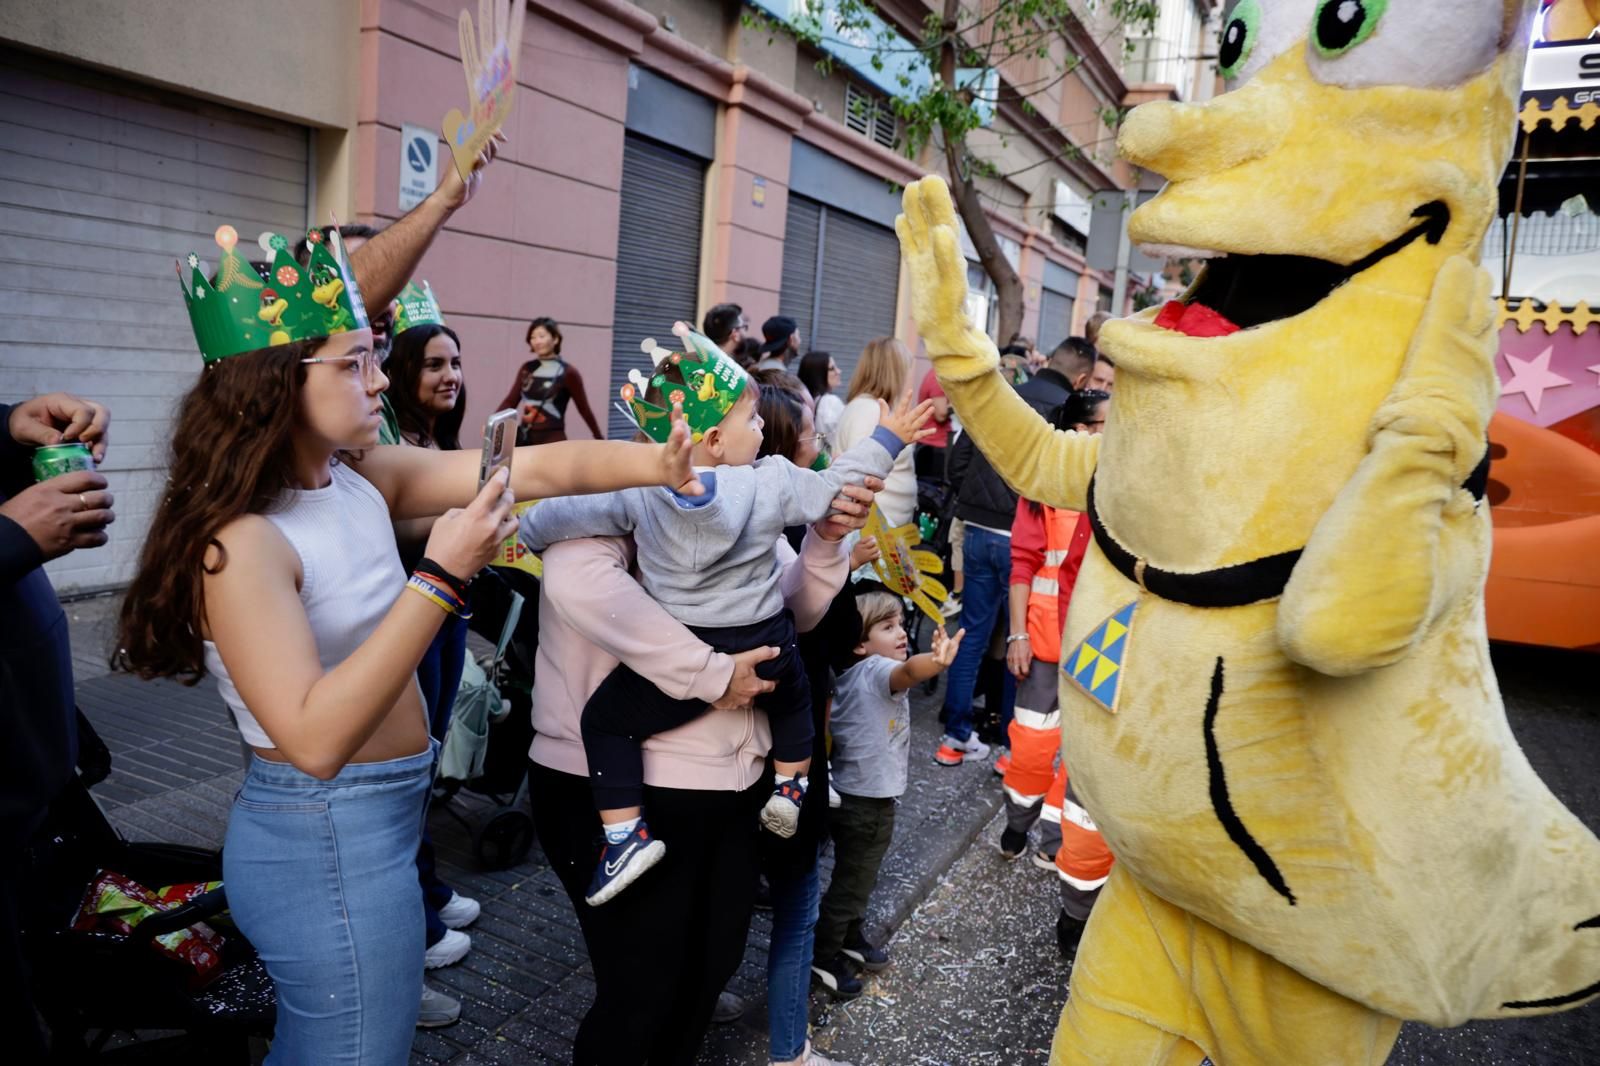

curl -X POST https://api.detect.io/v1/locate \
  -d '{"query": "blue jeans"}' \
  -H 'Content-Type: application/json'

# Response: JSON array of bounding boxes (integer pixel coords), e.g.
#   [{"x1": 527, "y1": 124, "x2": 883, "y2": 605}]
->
[
  {"x1": 415, "y1": 616, "x2": 468, "y2": 946},
  {"x1": 767, "y1": 858, "x2": 822, "y2": 1061},
  {"x1": 224, "y1": 743, "x2": 435, "y2": 1064},
  {"x1": 941, "y1": 525, "x2": 1015, "y2": 743}
]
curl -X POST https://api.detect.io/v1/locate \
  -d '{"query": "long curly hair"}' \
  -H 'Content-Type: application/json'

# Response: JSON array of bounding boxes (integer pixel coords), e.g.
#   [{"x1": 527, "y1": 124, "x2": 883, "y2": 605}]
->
[
  {"x1": 115, "y1": 339, "x2": 324, "y2": 683},
  {"x1": 386, "y1": 324, "x2": 465, "y2": 450}
]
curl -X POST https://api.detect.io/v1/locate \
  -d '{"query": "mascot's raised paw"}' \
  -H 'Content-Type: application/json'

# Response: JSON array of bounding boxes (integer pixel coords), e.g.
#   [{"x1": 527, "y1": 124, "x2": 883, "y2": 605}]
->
[{"x1": 895, "y1": 177, "x2": 1000, "y2": 380}]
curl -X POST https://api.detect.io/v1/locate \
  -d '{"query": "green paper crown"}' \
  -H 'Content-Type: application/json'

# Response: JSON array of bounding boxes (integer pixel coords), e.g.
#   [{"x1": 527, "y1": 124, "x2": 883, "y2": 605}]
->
[
  {"x1": 619, "y1": 325, "x2": 749, "y2": 444},
  {"x1": 178, "y1": 225, "x2": 369, "y2": 363},
  {"x1": 392, "y1": 280, "x2": 446, "y2": 336}
]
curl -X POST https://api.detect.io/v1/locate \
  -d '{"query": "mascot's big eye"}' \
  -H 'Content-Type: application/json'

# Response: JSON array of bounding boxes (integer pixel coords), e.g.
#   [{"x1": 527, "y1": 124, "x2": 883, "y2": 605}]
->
[
  {"x1": 1218, "y1": 0, "x2": 1262, "y2": 79},
  {"x1": 1308, "y1": 0, "x2": 1507, "y2": 88},
  {"x1": 1219, "y1": 0, "x2": 1319, "y2": 87},
  {"x1": 1311, "y1": 0, "x2": 1388, "y2": 58}
]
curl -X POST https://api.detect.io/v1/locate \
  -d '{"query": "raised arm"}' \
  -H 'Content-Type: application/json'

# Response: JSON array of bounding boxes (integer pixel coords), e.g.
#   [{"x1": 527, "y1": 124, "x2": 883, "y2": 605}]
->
[
  {"x1": 896, "y1": 177, "x2": 1099, "y2": 512},
  {"x1": 347, "y1": 134, "x2": 502, "y2": 314},
  {"x1": 348, "y1": 414, "x2": 699, "y2": 519},
  {"x1": 518, "y1": 490, "x2": 635, "y2": 553}
]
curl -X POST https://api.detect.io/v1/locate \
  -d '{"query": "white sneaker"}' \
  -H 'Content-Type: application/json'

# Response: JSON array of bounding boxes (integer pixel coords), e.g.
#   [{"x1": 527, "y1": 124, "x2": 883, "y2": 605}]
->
[
  {"x1": 437, "y1": 891, "x2": 480, "y2": 930},
  {"x1": 416, "y1": 984, "x2": 460, "y2": 1027},
  {"x1": 423, "y1": 928, "x2": 471, "y2": 969},
  {"x1": 940, "y1": 595, "x2": 963, "y2": 618},
  {"x1": 934, "y1": 733, "x2": 991, "y2": 766},
  {"x1": 828, "y1": 783, "x2": 842, "y2": 809},
  {"x1": 804, "y1": 1041, "x2": 855, "y2": 1066}
]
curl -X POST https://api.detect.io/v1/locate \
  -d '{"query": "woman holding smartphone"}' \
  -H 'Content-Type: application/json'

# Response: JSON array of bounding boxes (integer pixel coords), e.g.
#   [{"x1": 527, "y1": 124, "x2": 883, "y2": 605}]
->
[{"x1": 116, "y1": 225, "x2": 698, "y2": 1062}]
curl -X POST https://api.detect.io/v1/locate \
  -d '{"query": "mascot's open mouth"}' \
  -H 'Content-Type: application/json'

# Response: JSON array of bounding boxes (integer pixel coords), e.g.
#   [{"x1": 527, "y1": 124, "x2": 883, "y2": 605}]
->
[{"x1": 1156, "y1": 201, "x2": 1450, "y2": 337}]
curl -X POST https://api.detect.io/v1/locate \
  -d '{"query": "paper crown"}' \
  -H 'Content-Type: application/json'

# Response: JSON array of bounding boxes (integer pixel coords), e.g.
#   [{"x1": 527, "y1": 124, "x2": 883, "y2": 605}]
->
[
  {"x1": 392, "y1": 280, "x2": 446, "y2": 336},
  {"x1": 618, "y1": 323, "x2": 749, "y2": 443},
  {"x1": 178, "y1": 225, "x2": 369, "y2": 363}
]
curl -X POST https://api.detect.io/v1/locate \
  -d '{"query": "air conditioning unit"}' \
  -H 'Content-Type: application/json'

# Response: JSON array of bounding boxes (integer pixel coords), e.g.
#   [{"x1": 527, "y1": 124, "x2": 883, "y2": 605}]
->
[{"x1": 1054, "y1": 180, "x2": 1092, "y2": 237}]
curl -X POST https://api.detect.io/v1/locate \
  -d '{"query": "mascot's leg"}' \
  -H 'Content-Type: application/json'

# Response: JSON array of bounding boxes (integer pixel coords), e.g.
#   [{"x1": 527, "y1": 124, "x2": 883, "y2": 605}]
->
[{"x1": 1051, "y1": 867, "x2": 1402, "y2": 1066}]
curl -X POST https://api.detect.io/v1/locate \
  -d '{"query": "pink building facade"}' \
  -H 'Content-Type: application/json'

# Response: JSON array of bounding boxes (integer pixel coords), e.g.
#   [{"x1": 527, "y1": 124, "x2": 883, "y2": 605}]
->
[{"x1": 0, "y1": 0, "x2": 1171, "y2": 592}]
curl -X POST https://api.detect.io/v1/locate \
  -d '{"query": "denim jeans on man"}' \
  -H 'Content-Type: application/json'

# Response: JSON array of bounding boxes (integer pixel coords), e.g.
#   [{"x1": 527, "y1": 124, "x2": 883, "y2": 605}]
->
[
  {"x1": 224, "y1": 742, "x2": 435, "y2": 1064},
  {"x1": 941, "y1": 524, "x2": 1016, "y2": 742},
  {"x1": 767, "y1": 860, "x2": 822, "y2": 1061}
]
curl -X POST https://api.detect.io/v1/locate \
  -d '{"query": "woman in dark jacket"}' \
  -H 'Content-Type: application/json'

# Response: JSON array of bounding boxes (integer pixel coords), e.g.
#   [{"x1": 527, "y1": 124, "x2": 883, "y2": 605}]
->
[{"x1": 498, "y1": 316, "x2": 604, "y2": 444}]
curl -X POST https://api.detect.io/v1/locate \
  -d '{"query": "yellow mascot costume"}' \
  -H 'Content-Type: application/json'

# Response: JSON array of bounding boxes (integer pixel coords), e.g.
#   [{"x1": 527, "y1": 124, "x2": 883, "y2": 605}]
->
[{"x1": 896, "y1": 1, "x2": 1599, "y2": 1062}]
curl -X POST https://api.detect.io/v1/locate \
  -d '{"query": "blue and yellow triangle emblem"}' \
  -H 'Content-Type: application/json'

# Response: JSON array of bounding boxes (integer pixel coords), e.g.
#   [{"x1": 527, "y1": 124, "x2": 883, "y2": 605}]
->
[{"x1": 1063, "y1": 600, "x2": 1137, "y2": 713}]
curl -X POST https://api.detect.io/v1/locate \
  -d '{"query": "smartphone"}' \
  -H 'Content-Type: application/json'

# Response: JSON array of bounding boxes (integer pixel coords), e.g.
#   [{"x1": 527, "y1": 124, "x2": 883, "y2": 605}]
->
[{"x1": 479, "y1": 408, "x2": 517, "y2": 490}]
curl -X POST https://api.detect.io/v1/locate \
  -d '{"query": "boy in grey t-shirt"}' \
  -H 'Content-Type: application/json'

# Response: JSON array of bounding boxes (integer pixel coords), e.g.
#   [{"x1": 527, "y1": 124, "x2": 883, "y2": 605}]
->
[{"x1": 812, "y1": 589, "x2": 964, "y2": 996}]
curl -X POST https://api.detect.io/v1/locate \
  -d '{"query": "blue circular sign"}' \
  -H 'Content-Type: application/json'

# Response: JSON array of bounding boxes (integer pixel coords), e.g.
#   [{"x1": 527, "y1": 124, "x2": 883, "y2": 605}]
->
[{"x1": 406, "y1": 137, "x2": 432, "y2": 173}]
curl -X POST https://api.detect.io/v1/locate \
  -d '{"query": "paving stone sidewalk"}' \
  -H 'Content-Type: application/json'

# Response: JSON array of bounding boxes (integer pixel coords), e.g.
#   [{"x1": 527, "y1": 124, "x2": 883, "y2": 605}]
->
[{"x1": 64, "y1": 594, "x2": 1004, "y2": 1065}]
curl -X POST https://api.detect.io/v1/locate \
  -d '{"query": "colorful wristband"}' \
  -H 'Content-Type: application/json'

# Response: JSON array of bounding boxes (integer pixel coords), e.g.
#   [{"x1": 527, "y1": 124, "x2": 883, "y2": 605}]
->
[{"x1": 408, "y1": 573, "x2": 472, "y2": 620}]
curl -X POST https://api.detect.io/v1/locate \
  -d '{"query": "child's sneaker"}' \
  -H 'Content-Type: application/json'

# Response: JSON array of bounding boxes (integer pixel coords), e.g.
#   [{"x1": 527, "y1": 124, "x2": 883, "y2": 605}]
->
[
  {"x1": 1032, "y1": 849, "x2": 1057, "y2": 872},
  {"x1": 934, "y1": 733, "x2": 990, "y2": 766},
  {"x1": 810, "y1": 953, "x2": 864, "y2": 999},
  {"x1": 760, "y1": 778, "x2": 806, "y2": 838},
  {"x1": 842, "y1": 928, "x2": 890, "y2": 972},
  {"x1": 584, "y1": 821, "x2": 666, "y2": 907},
  {"x1": 940, "y1": 594, "x2": 963, "y2": 618}
]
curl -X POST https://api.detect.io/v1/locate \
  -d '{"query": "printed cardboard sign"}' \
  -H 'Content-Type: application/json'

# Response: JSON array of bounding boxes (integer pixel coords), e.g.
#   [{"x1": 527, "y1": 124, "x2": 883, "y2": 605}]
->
[
  {"x1": 864, "y1": 505, "x2": 949, "y2": 624},
  {"x1": 442, "y1": 0, "x2": 526, "y2": 181}
]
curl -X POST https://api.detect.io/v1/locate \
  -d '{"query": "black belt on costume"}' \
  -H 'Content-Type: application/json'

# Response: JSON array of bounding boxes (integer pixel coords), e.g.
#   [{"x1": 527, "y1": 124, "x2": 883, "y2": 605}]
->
[
  {"x1": 1083, "y1": 444, "x2": 1490, "y2": 611},
  {"x1": 1085, "y1": 477, "x2": 1301, "y2": 609}
]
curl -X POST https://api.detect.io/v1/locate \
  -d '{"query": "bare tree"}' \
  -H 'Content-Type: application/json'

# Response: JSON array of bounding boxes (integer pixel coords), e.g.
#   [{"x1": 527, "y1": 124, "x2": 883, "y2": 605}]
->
[{"x1": 757, "y1": 0, "x2": 1159, "y2": 341}]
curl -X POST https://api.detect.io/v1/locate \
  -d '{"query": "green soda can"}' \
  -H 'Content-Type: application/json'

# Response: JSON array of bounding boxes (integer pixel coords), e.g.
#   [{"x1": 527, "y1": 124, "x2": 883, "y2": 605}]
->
[{"x1": 33, "y1": 442, "x2": 95, "y2": 482}]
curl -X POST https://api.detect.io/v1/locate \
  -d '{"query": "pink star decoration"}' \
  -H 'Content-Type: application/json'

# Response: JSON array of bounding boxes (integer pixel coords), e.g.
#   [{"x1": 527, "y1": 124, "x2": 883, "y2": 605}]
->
[{"x1": 1501, "y1": 346, "x2": 1572, "y2": 414}]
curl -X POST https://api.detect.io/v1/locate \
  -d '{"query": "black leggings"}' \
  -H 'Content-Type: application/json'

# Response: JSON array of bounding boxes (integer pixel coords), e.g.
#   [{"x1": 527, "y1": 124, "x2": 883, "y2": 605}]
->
[
  {"x1": 529, "y1": 761, "x2": 764, "y2": 1065},
  {"x1": 581, "y1": 610, "x2": 813, "y2": 810}
]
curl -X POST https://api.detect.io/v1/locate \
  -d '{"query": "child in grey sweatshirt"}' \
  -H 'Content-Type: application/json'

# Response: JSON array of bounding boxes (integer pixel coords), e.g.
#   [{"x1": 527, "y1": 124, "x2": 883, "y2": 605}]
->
[{"x1": 521, "y1": 343, "x2": 932, "y2": 905}]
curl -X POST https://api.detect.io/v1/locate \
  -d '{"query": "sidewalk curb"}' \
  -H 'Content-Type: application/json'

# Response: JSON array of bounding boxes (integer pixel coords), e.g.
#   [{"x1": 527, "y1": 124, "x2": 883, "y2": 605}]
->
[{"x1": 873, "y1": 769, "x2": 1003, "y2": 945}]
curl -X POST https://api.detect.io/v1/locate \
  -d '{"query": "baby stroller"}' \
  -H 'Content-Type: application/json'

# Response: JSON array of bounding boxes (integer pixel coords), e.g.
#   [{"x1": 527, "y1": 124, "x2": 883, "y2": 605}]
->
[
  {"x1": 22, "y1": 714, "x2": 274, "y2": 1062},
  {"x1": 432, "y1": 567, "x2": 539, "y2": 870}
]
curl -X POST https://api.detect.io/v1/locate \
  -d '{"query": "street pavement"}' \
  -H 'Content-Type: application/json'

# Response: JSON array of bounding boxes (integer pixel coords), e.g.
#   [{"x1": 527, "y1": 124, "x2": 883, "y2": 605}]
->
[
  {"x1": 60, "y1": 594, "x2": 1599, "y2": 1064},
  {"x1": 793, "y1": 641, "x2": 1600, "y2": 1066},
  {"x1": 62, "y1": 593, "x2": 1004, "y2": 1065}
]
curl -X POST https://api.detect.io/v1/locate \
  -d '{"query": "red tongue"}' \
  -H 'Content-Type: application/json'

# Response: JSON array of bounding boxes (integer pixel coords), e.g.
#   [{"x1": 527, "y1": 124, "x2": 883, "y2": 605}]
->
[{"x1": 1154, "y1": 300, "x2": 1240, "y2": 338}]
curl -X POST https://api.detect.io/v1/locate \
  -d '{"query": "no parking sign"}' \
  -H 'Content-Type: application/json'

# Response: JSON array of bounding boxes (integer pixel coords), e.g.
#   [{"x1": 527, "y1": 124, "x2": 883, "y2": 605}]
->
[{"x1": 399, "y1": 124, "x2": 438, "y2": 212}]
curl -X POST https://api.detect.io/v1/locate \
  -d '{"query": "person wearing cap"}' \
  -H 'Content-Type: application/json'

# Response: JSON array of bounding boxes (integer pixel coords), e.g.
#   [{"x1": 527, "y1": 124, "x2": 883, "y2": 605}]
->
[{"x1": 754, "y1": 315, "x2": 802, "y2": 372}]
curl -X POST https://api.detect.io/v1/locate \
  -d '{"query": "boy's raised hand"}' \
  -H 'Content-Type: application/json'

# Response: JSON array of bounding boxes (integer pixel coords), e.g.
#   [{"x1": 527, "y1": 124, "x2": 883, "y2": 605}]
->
[
  {"x1": 877, "y1": 396, "x2": 938, "y2": 445},
  {"x1": 661, "y1": 403, "x2": 704, "y2": 496},
  {"x1": 929, "y1": 625, "x2": 965, "y2": 668}
]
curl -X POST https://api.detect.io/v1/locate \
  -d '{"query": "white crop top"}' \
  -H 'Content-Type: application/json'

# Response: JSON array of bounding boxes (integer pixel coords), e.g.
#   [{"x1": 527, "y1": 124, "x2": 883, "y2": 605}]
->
[{"x1": 203, "y1": 462, "x2": 408, "y2": 748}]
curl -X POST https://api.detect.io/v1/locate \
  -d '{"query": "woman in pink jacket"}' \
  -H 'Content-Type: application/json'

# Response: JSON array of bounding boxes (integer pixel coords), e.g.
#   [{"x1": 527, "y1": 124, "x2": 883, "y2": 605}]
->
[{"x1": 529, "y1": 476, "x2": 880, "y2": 1064}]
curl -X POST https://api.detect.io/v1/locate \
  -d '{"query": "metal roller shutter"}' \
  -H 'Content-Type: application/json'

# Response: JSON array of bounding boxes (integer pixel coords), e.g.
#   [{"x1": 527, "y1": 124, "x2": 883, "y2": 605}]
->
[
  {"x1": 608, "y1": 135, "x2": 706, "y2": 439},
  {"x1": 778, "y1": 195, "x2": 899, "y2": 388},
  {"x1": 1039, "y1": 287, "x2": 1075, "y2": 351},
  {"x1": 0, "y1": 51, "x2": 309, "y2": 594},
  {"x1": 778, "y1": 196, "x2": 821, "y2": 360}
]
